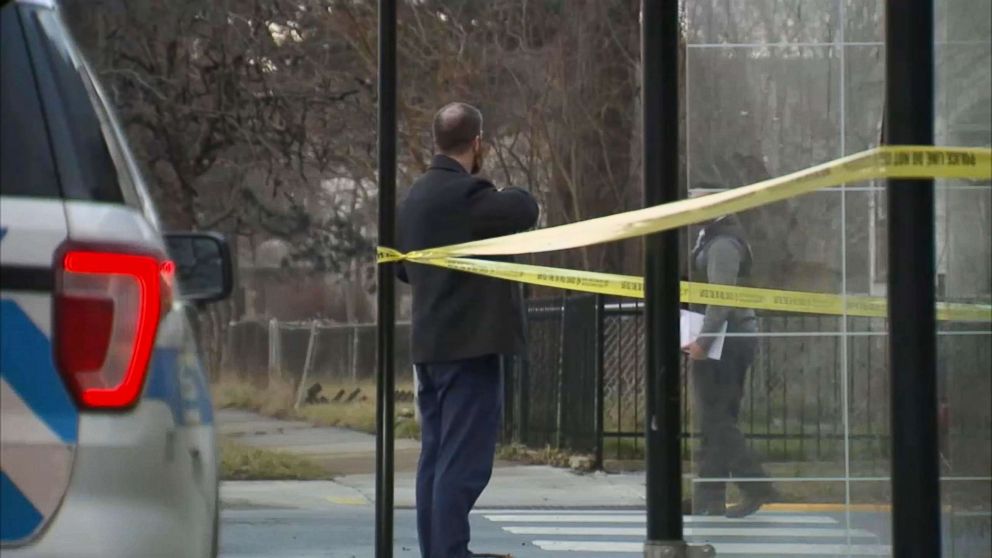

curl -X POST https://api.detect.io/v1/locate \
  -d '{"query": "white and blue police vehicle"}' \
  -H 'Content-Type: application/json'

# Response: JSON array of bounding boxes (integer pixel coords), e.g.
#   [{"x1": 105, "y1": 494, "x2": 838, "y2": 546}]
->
[{"x1": 1, "y1": 1, "x2": 231, "y2": 556}]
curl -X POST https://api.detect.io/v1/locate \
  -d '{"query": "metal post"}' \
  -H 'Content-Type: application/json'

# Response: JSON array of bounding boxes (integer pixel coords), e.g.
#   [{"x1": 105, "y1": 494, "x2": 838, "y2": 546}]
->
[
  {"x1": 642, "y1": 0, "x2": 687, "y2": 555},
  {"x1": 374, "y1": 0, "x2": 397, "y2": 556},
  {"x1": 268, "y1": 318, "x2": 282, "y2": 382},
  {"x1": 500, "y1": 356, "x2": 513, "y2": 444},
  {"x1": 594, "y1": 295, "x2": 605, "y2": 470},
  {"x1": 294, "y1": 320, "x2": 319, "y2": 410},
  {"x1": 885, "y1": 1, "x2": 940, "y2": 556},
  {"x1": 554, "y1": 296, "x2": 567, "y2": 450},
  {"x1": 519, "y1": 353, "x2": 531, "y2": 445}
]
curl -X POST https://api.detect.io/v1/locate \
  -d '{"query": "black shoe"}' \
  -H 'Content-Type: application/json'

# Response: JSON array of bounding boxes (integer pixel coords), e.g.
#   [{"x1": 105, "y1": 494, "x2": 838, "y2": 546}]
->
[
  {"x1": 726, "y1": 490, "x2": 777, "y2": 518},
  {"x1": 471, "y1": 554, "x2": 513, "y2": 558}
]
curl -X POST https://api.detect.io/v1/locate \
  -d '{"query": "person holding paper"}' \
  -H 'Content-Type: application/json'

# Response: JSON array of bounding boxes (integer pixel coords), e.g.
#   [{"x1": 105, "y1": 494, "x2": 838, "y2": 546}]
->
[{"x1": 685, "y1": 202, "x2": 776, "y2": 518}]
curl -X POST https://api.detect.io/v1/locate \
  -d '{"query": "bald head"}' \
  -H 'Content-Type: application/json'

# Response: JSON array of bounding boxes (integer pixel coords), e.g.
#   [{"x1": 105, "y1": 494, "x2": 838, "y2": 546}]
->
[{"x1": 433, "y1": 102, "x2": 483, "y2": 155}]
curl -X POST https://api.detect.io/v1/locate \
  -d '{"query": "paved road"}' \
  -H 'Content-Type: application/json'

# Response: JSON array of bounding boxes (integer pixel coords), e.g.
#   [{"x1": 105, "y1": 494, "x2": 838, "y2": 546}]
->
[
  {"x1": 220, "y1": 506, "x2": 894, "y2": 558},
  {"x1": 216, "y1": 410, "x2": 987, "y2": 556}
]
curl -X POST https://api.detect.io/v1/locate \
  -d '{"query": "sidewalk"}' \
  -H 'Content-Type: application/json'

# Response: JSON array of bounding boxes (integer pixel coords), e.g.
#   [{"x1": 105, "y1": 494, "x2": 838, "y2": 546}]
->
[
  {"x1": 218, "y1": 408, "x2": 647, "y2": 509},
  {"x1": 219, "y1": 408, "x2": 422, "y2": 475}
]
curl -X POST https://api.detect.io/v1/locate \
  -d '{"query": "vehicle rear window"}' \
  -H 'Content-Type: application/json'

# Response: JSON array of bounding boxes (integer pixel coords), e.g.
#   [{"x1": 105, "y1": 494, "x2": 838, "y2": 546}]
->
[
  {"x1": 0, "y1": 5, "x2": 61, "y2": 198},
  {"x1": 28, "y1": 8, "x2": 124, "y2": 203}
]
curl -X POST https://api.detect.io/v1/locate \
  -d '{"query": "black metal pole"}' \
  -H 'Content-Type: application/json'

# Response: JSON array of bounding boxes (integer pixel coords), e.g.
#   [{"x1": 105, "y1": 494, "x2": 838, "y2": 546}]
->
[
  {"x1": 375, "y1": 0, "x2": 397, "y2": 556},
  {"x1": 594, "y1": 294, "x2": 605, "y2": 469},
  {"x1": 885, "y1": 1, "x2": 939, "y2": 557},
  {"x1": 642, "y1": 0, "x2": 684, "y2": 553}
]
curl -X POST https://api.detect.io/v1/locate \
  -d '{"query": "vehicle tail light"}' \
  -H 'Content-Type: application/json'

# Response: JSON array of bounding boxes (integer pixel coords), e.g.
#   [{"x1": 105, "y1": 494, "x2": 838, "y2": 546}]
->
[{"x1": 55, "y1": 249, "x2": 174, "y2": 409}]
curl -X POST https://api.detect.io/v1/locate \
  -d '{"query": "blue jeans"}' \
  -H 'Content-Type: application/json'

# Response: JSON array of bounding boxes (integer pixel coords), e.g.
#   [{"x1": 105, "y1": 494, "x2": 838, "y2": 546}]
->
[{"x1": 416, "y1": 354, "x2": 501, "y2": 558}]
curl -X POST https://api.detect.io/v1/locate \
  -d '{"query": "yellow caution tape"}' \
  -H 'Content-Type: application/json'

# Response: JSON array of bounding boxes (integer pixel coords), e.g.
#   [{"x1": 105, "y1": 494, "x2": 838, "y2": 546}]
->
[
  {"x1": 379, "y1": 146, "x2": 992, "y2": 322},
  {"x1": 378, "y1": 252, "x2": 991, "y2": 321},
  {"x1": 383, "y1": 147, "x2": 991, "y2": 260}
]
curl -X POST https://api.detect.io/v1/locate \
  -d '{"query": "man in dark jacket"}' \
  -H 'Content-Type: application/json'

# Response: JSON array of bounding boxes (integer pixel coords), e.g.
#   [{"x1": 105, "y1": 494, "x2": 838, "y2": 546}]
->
[
  {"x1": 684, "y1": 196, "x2": 776, "y2": 518},
  {"x1": 397, "y1": 102, "x2": 539, "y2": 558}
]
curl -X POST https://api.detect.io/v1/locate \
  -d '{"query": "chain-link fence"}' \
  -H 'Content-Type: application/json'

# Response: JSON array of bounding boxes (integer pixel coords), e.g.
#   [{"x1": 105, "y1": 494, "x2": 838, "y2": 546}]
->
[{"x1": 221, "y1": 319, "x2": 413, "y2": 387}]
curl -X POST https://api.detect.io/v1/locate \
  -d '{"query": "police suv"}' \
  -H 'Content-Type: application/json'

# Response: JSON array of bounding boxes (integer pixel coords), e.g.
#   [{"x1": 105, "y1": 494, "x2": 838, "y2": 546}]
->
[{"x1": 1, "y1": 1, "x2": 230, "y2": 556}]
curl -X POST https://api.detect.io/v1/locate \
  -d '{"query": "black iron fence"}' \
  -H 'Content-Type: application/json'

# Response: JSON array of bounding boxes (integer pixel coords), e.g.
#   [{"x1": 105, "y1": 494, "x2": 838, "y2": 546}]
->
[{"x1": 502, "y1": 294, "x2": 992, "y2": 473}]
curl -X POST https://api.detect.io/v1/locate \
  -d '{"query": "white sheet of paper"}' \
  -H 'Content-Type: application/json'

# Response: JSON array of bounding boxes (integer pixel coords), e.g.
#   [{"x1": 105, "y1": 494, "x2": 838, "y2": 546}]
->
[{"x1": 680, "y1": 309, "x2": 727, "y2": 360}]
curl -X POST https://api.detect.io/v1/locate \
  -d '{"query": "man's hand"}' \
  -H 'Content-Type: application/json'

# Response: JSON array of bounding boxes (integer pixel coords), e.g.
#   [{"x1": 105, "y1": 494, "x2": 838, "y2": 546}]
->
[{"x1": 685, "y1": 342, "x2": 708, "y2": 361}]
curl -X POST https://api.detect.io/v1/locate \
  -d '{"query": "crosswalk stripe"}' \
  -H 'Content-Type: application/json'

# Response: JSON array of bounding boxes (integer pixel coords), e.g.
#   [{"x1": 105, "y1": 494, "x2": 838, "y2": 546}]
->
[
  {"x1": 479, "y1": 509, "x2": 895, "y2": 556},
  {"x1": 483, "y1": 513, "x2": 839, "y2": 525},
  {"x1": 531, "y1": 540, "x2": 892, "y2": 555},
  {"x1": 505, "y1": 526, "x2": 877, "y2": 538},
  {"x1": 531, "y1": 540, "x2": 641, "y2": 552},
  {"x1": 473, "y1": 509, "x2": 642, "y2": 514},
  {"x1": 711, "y1": 543, "x2": 891, "y2": 556}
]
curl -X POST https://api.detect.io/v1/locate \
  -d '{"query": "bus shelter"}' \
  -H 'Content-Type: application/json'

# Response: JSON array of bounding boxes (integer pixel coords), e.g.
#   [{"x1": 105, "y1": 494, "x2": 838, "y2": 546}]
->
[{"x1": 373, "y1": 1, "x2": 991, "y2": 556}]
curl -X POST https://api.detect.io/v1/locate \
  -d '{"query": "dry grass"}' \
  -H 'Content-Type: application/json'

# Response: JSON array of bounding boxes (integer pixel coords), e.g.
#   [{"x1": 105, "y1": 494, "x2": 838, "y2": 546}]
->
[
  {"x1": 212, "y1": 376, "x2": 419, "y2": 438},
  {"x1": 211, "y1": 376, "x2": 296, "y2": 418},
  {"x1": 496, "y1": 444, "x2": 585, "y2": 469},
  {"x1": 220, "y1": 440, "x2": 332, "y2": 480}
]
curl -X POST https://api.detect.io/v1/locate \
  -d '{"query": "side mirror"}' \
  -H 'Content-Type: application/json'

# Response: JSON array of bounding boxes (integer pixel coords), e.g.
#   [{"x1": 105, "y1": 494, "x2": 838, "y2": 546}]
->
[{"x1": 164, "y1": 232, "x2": 233, "y2": 304}]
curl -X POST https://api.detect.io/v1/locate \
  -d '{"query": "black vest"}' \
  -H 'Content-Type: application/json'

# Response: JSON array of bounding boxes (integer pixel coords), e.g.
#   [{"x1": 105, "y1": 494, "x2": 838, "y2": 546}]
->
[{"x1": 691, "y1": 215, "x2": 753, "y2": 282}]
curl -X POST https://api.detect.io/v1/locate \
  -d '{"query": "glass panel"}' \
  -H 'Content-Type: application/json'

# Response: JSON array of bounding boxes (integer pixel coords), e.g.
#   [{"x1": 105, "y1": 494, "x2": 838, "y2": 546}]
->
[
  {"x1": 685, "y1": 10, "x2": 854, "y2": 546},
  {"x1": 935, "y1": 0, "x2": 992, "y2": 557},
  {"x1": 686, "y1": 46, "x2": 841, "y2": 190},
  {"x1": 843, "y1": 45, "x2": 885, "y2": 154},
  {"x1": 844, "y1": 189, "x2": 888, "y2": 328},
  {"x1": 937, "y1": 0, "x2": 991, "y2": 555},
  {"x1": 936, "y1": 185, "x2": 991, "y2": 557},
  {"x1": 937, "y1": 42, "x2": 992, "y2": 146},
  {"x1": 937, "y1": 0, "x2": 992, "y2": 43},
  {"x1": 689, "y1": 481, "x2": 897, "y2": 555},
  {"x1": 845, "y1": 325, "x2": 890, "y2": 478},
  {"x1": 844, "y1": 0, "x2": 884, "y2": 44},
  {"x1": 848, "y1": 481, "x2": 894, "y2": 552},
  {"x1": 684, "y1": 0, "x2": 839, "y2": 45},
  {"x1": 685, "y1": 2, "x2": 987, "y2": 556}
]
